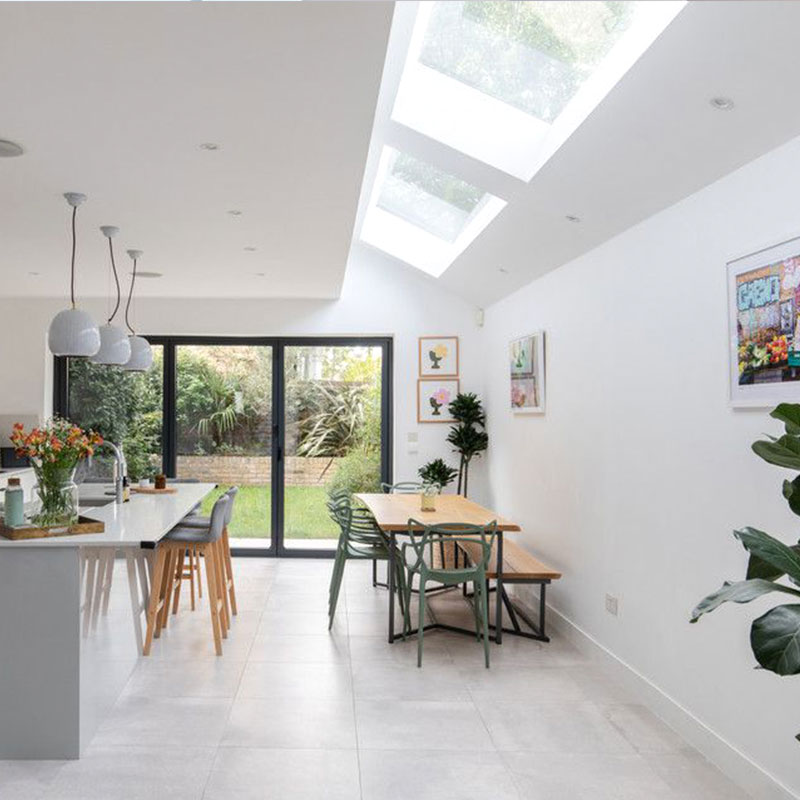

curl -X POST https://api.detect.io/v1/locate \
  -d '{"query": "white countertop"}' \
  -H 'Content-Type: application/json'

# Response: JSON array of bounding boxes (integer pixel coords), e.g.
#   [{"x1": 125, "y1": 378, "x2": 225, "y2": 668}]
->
[{"x1": 0, "y1": 482, "x2": 216, "y2": 548}]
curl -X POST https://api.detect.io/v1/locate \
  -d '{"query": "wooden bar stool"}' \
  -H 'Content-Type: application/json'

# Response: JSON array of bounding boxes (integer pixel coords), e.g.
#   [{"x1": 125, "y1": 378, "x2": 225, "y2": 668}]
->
[
  {"x1": 143, "y1": 494, "x2": 229, "y2": 656},
  {"x1": 177, "y1": 487, "x2": 238, "y2": 619}
]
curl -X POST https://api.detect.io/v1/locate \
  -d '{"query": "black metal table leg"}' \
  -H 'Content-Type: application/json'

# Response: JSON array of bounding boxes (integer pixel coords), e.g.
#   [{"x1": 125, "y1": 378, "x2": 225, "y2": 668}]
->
[
  {"x1": 387, "y1": 531, "x2": 396, "y2": 644},
  {"x1": 495, "y1": 531, "x2": 503, "y2": 644}
]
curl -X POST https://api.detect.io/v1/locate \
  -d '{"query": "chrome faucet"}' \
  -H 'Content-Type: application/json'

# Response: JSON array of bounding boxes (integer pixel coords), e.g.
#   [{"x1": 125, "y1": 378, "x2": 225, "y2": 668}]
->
[{"x1": 95, "y1": 441, "x2": 127, "y2": 504}]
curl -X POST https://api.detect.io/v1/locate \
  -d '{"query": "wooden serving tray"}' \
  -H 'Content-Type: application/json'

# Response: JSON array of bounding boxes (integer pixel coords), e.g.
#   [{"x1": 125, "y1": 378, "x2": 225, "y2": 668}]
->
[
  {"x1": 0, "y1": 516, "x2": 105, "y2": 541},
  {"x1": 132, "y1": 486, "x2": 177, "y2": 495}
]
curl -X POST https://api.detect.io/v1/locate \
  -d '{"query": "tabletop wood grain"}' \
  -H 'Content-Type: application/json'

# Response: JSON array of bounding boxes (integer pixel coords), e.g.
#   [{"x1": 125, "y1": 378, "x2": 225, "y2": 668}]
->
[{"x1": 353, "y1": 492, "x2": 521, "y2": 532}]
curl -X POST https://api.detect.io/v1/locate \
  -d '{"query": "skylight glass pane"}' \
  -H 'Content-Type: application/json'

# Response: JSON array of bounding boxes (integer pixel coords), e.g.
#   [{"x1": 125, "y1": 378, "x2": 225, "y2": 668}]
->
[
  {"x1": 376, "y1": 151, "x2": 488, "y2": 243},
  {"x1": 420, "y1": 1, "x2": 634, "y2": 123}
]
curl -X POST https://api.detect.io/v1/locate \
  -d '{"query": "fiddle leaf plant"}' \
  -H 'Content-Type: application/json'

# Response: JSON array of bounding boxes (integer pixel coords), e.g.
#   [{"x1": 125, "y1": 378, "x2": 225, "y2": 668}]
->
[{"x1": 692, "y1": 403, "x2": 800, "y2": 737}]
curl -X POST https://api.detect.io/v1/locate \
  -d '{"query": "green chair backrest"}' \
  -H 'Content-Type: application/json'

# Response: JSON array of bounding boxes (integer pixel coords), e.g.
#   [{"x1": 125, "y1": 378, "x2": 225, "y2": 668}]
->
[
  {"x1": 382, "y1": 481, "x2": 423, "y2": 494},
  {"x1": 404, "y1": 519, "x2": 497, "y2": 575}
]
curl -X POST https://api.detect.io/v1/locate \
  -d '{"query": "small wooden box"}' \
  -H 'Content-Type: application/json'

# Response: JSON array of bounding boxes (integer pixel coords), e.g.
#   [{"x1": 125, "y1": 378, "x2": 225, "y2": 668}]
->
[
  {"x1": 131, "y1": 487, "x2": 177, "y2": 495},
  {"x1": 0, "y1": 516, "x2": 105, "y2": 541}
]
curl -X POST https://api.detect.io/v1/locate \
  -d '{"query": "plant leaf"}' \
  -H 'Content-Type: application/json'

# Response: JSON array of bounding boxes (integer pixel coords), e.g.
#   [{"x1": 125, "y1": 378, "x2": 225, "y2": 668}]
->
[
  {"x1": 690, "y1": 579, "x2": 800, "y2": 623},
  {"x1": 752, "y1": 435, "x2": 800, "y2": 470},
  {"x1": 783, "y1": 477, "x2": 800, "y2": 518},
  {"x1": 771, "y1": 403, "x2": 800, "y2": 435},
  {"x1": 735, "y1": 527, "x2": 800, "y2": 584},
  {"x1": 750, "y1": 604, "x2": 800, "y2": 675}
]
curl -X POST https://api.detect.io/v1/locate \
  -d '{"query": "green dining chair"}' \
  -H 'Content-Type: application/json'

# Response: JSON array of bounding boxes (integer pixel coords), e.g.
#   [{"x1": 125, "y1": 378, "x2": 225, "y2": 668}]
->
[
  {"x1": 326, "y1": 494, "x2": 407, "y2": 630},
  {"x1": 402, "y1": 519, "x2": 497, "y2": 668}
]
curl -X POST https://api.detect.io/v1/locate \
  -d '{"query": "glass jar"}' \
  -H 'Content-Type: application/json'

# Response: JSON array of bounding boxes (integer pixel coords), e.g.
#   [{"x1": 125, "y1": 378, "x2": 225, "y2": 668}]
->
[
  {"x1": 420, "y1": 482, "x2": 440, "y2": 512},
  {"x1": 31, "y1": 462, "x2": 80, "y2": 527}
]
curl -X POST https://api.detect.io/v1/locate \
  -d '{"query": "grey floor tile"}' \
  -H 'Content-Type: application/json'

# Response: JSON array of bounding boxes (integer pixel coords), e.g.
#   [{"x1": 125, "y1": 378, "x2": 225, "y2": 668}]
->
[
  {"x1": 222, "y1": 695, "x2": 357, "y2": 749},
  {"x1": 352, "y1": 661, "x2": 469, "y2": 701},
  {"x1": 43, "y1": 745, "x2": 213, "y2": 800},
  {"x1": 237, "y1": 660, "x2": 353, "y2": 699},
  {"x1": 360, "y1": 749, "x2": 519, "y2": 800},
  {"x1": 203, "y1": 748, "x2": 360, "y2": 800},
  {"x1": 475, "y1": 698, "x2": 637, "y2": 755},
  {"x1": 0, "y1": 760, "x2": 64, "y2": 800},
  {"x1": 121, "y1": 658, "x2": 246, "y2": 698},
  {"x1": 92, "y1": 695, "x2": 232, "y2": 747},
  {"x1": 501, "y1": 751, "x2": 676, "y2": 799},
  {"x1": 602, "y1": 704, "x2": 692, "y2": 755},
  {"x1": 643, "y1": 751, "x2": 754, "y2": 799},
  {"x1": 356, "y1": 699, "x2": 495, "y2": 751},
  {"x1": 248, "y1": 633, "x2": 350, "y2": 663}
]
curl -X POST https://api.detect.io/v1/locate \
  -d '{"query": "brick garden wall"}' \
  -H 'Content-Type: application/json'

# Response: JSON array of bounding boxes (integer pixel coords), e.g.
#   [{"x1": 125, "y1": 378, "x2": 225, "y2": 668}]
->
[{"x1": 176, "y1": 455, "x2": 340, "y2": 487}]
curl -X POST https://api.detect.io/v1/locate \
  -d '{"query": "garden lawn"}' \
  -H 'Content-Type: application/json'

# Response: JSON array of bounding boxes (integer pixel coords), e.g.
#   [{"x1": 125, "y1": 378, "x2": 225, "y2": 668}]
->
[{"x1": 200, "y1": 484, "x2": 338, "y2": 539}]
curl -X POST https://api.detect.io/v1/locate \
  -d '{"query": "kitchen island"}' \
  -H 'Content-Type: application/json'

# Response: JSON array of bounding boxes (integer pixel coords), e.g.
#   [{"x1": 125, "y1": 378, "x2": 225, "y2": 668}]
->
[{"x1": 0, "y1": 482, "x2": 215, "y2": 759}]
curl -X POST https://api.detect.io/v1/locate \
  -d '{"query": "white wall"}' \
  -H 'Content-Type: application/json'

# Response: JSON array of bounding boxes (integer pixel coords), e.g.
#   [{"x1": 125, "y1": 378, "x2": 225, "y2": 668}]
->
[
  {"x1": 482, "y1": 134, "x2": 800, "y2": 798},
  {"x1": 0, "y1": 246, "x2": 483, "y2": 492}
]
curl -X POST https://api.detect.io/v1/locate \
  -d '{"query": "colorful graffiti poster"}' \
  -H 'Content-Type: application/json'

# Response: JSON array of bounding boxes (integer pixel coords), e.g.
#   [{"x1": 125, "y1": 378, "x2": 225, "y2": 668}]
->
[{"x1": 728, "y1": 238, "x2": 800, "y2": 406}]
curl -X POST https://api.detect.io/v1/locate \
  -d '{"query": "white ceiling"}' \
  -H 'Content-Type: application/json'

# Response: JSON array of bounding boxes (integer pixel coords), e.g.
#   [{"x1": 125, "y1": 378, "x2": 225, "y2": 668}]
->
[
  {"x1": 0, "y1": 1, "x2": 392, "y2": 299},
  {"x1": 356, "y1": 1, "x2": 800, "y2": 306}
]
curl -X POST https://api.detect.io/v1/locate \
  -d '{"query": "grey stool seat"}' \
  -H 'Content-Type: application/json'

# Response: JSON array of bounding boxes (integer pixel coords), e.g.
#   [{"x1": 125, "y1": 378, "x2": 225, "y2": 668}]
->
[
  {"x1": 180, "y1": 487, "x2": 238, "y2": 528},
  {"x1": 164, "y1": 526, "x2": 214, "y2": 544}
]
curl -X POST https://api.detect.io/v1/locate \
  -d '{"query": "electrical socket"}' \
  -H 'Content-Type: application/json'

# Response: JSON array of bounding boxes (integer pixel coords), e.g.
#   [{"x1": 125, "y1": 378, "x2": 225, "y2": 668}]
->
[{"x1": 605, "y1": 593, "x2": 619, "y2": 616}]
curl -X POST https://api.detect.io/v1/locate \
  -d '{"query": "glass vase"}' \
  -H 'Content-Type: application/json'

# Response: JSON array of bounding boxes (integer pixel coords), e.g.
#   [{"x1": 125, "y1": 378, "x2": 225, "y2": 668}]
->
[{"x1": 31, "y1": 462, "x2": 80, "y2": 527}]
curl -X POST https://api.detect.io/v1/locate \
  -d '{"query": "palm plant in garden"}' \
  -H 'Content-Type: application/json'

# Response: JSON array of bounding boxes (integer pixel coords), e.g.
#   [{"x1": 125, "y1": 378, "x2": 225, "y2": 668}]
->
[
  {"x1": 447, "y1": 392, "x2": 488, "y2": 497},
  {"x1": 196, "y1": 368, "x2": 241, "y2": 448},
  {"x1": 692, "y1": 403, "x2": 800, "y2": 739},
  {"x1": 418, "y1": 458, "x2": 458, "y2": 489}
]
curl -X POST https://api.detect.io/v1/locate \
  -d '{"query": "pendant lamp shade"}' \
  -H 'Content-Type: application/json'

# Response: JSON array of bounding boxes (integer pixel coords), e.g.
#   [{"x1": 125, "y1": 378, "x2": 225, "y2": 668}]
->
[
  {"x1": 92, "y1": 323, "x2": 132, "y2": 365},
  {"x1": 48, "y1": 192, "x2": 101, "y2": 358},
  {"x1": 121, "y1": 249, "x2": 154, "y2": 372},
  {"x1": 48, "y1": 308, "x2": 101, "y2": 357},
  {"x1": 124, "y1": 335, "x2": 154, "y2": 372},
  {"x1": 91, "y1": 226, "x2": 131, "y2": 366}
]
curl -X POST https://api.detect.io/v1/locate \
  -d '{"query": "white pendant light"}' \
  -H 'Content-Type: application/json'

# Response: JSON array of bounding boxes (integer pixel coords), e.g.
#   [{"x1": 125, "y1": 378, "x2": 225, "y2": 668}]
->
[
  {"x1": 48, "y1": 193, "x2": 101, "y2": 357},
  {"x1": 91, "y1": 226, "x2": 132, "y2": 366},
  {"x1": 121, "y1": 249, "x2": 153, "y2": 372}
]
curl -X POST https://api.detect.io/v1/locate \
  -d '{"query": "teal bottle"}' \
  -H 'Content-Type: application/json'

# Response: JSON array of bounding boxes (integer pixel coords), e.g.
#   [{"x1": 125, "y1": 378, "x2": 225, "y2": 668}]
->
[{"x1": 4, "y1": 477, "x2": 25, "y2": 527}]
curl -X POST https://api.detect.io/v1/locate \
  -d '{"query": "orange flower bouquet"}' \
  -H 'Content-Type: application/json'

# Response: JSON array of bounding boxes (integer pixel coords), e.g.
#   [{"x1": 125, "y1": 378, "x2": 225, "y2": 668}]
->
[{"x1": 10, "y1": 418, "x2": 102, "y2": 526}]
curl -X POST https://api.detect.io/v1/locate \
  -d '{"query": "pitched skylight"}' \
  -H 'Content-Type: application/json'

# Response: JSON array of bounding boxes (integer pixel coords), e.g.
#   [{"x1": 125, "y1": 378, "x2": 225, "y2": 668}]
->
[
  {"x1": 360, "y1": 148, "x2": 505, "y2": 277},
  {"x1": 392, "y1": 1, "x2": 685, "y2": 180}
]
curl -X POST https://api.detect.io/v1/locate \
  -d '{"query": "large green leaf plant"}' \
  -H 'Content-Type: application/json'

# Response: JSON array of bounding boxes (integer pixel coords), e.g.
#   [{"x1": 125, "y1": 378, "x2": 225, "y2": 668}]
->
[{"x1": 692, "y1": 404, "x2": 800, "y2": 734}]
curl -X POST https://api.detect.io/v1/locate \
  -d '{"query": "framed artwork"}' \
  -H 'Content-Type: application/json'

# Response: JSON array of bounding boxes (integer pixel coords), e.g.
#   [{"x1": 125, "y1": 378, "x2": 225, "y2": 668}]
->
[
  {"x1": 419, "y1": 336, "x2": 459, "y2": 377},
  {"x1": 728, "y1": 235, "x2": 800, "y2": 407},
  {"x1": 417, "y1": 378, "x2": 459, "y2": 423},
  {"x1": 510, "y1": 331, "x2": 545, "y2": 414}
]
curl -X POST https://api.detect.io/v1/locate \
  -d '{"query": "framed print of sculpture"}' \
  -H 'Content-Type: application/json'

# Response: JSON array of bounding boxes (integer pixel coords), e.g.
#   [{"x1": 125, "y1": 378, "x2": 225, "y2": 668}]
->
[{"x1": 510, "y1": 331, "x2": 545, "y2": 414}]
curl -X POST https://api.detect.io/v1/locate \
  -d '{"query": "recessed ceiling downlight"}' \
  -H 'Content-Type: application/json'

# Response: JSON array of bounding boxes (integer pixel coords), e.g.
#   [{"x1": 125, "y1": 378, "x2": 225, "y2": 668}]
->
[
  {"x1": 565, "y1": 215, "x2": 581, "y2": 223},
  {"x1": 199, "y1": 142, "x2": 220, "y2": 151},
  {"x1": 244, "y1": 246, "x2": 257, "y2": 252},
  {"x1": 0, "y1": 139, "x2": 24, "y2": 158},
  {"x1": 710, "y1": 96, "x2": 734, "y2": 111}
]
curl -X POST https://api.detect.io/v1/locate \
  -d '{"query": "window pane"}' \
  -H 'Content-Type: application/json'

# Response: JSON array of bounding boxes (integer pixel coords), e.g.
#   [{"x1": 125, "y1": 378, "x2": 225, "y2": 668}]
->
[
  {"x1": 66, "y1": 346, "x2": 164, "y2": 483},
  {"x1": 283, "y1": 345, "x2": 383, "y2": 550},
  {"x1": 175, "y1": 345, "x2": 273, "y2": 549},
  {"x1": 377, "y1": 150, "x2": 488, "y2": 242},
  {"x1": 420, "y1": 1, "x2": 634, "y2": 122}
]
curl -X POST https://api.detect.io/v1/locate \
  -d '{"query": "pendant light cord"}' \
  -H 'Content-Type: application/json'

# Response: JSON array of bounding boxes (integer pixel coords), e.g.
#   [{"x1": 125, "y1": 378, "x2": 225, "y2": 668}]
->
[
  {"x1": 70, "y1": 205, "x2": 77, "y2": 309},
  {"x1": 107, "y1": 238, "x2": 122, "y2": 324},
  {"x1": 125, "y1": 258, "x2": 137, "y2": 335}
]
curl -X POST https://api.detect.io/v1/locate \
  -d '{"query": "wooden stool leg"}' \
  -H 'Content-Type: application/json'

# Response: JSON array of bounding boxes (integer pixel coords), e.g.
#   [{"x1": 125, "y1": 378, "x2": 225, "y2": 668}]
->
[
  {"x1": 156, "y1": 548, "x2": 176, "y2": 636},
  {"x1": 215, "y1": 540, "x2": 230, "y2": 634},
  {"x1": 91, "y1": 550, "x2": 110, "y2": 632},
  {"x1": 171, "y1": 548, "x2": 186, "y2": 615},
  {"x1": 143, "y1": 547, "x2": 168, "y2": 656},
  {"x1": 202, "y1": 544, "x2": 223, "y2": 656},
  {"x1": 222, "y1": 526, "x2": 237, "y2": 616},
  {"x1": 188, "y1": 545, "x2": 196, "y2": 611},
  {"x1": 195, "y1": 547, "x2": 203, "y2": 598}
]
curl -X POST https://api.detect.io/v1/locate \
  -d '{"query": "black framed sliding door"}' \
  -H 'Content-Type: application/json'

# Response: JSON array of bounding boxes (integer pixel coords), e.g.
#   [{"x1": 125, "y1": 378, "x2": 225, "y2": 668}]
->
[{"x1": 54, "y1": 336, "x2": 392, "y2": 558}]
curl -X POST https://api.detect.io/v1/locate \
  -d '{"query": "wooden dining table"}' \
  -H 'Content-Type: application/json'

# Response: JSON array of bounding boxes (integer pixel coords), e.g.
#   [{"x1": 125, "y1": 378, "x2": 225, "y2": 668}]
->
[{"x1": 354, "y1": 493, "x2": 521, "y2": 645}]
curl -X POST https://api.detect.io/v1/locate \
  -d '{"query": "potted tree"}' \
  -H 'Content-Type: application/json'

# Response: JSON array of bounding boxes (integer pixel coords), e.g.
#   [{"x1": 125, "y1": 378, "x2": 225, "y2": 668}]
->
[
  {"x1": 418, "y1": 458, "x2": 458, "y2": 490},
  {"x1": 446, "y1": 392, "x2": 488, "y2": 497}
]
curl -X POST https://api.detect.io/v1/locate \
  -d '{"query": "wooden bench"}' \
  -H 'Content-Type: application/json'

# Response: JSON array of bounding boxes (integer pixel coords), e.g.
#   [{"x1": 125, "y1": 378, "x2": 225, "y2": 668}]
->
[{"x1": 457, "y1": 538, "x2": 561, "y2": 642}]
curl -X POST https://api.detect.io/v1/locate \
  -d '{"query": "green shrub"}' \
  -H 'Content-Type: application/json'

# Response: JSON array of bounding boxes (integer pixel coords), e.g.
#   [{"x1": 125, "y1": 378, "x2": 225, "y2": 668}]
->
[{"x1": 327, "y1": 447, "x2": 381, "y2": 497}]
